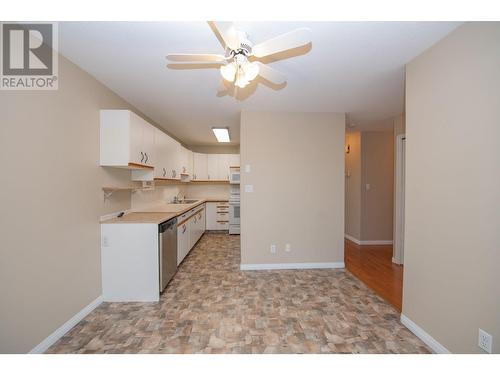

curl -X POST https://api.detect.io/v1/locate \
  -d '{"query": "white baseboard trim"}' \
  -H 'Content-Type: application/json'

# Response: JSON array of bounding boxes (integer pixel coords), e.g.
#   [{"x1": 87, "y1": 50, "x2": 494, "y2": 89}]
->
[
  {"x1": 360, "y1": 240, "x2": 393, "y2": 245},
  {"x1": 240, "y1": 262, "x2": 345, "y2": 271},
  {"x1": 29, "y1": 295, "x2": 103, "y2": 354},
  {"x1": 400, "y1": 314, "x2": 451, "y2": 354},
  {"x1": 392, "y1": 257, "x2": 403, "y2": 265},
  {"x1": 345, "y1": 234, "x2": 393, "y2": 246},
  {"x1": 344, "y1": 234, "x2": 361, "y2": 244}
]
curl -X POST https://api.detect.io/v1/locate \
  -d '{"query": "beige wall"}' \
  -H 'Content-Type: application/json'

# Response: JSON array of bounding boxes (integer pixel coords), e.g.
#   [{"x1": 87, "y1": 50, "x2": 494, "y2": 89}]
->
[
  {"x1": 344, "y1": 131, "x2": 362, "y2": 239},
  {"x1": 403, "y1": 22, "x2": 500, "y2": 353},
  {"x1": 0, "y1": 53, "x2": 171, "y2": 353},
  {"x1": 360, "y1": 131, "x2": 394, "y2": 241},
  {"x1": 240, "y1": 111, "x2": 345, "y2": 265}
]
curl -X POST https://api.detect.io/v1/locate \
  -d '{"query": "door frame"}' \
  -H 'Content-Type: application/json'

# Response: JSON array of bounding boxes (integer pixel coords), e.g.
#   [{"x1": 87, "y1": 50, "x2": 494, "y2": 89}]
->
[{"x1": 393, "y1": 134, "x2": 406, "y2": 265}]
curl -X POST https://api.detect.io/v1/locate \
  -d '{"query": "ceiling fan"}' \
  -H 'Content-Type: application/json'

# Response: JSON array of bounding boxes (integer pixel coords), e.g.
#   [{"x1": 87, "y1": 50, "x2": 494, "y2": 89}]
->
[{"x1": 166, "y1": 22, "x2": 312, "y2": 90}]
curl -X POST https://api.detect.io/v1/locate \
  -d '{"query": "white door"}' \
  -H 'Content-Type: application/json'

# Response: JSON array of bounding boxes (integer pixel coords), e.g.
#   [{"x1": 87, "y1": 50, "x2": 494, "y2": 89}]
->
[
  {"x1": 229, "y1": 154, "x2": 240, "y2": 167},
  {"x1": 199, "y1": 206, "x2": 206, "y2": 236},
  {"x1": 186, "y1": 150, "x2": 193, "y2": 177},
  {"x1": 154, "y1": 129, "x2": 166, "y2": 178},
  {"x1": 164, "y1": 136, "x2": 179, "y2": 179},
  {"x1": 188, "y1": 215, "x2": 197, "y2": 249},
  {"x1": 207, "y1": 154, "x2": 219, "y2": 180},
  {"x1": 129, "y1": 112, "x2": 143, "y2": 165},
  {"x1": 177, "y1": 221, "x2": 189, "y2": 265},
  {"x1": 206, "y1": 202, "x2": 217, "y2": 230},
  {"x1": 196, "y1": 207, "x2": 205, "y2": 242},
  {"x1": 193, "y1": 153, "x2": 207, "y2": 180},
  {"x1": 142, "y1": 121, "x2": 155, "y2": 167},
  {"x1": 217, "y1": 154, "x2": 231, "y2": 181}
]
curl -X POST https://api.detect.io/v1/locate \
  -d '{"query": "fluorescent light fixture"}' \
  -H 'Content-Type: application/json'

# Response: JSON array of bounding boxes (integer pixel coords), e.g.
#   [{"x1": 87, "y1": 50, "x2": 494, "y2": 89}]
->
[{"x1": 212, "y1": 127, "x2": 230, "y2": 143}]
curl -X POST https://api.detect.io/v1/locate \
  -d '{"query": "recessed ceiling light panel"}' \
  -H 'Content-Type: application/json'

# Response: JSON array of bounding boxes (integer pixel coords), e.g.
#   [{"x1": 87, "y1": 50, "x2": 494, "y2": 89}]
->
[{"x1": 212, "y1": 127, "x2": 230, "y2": 143}]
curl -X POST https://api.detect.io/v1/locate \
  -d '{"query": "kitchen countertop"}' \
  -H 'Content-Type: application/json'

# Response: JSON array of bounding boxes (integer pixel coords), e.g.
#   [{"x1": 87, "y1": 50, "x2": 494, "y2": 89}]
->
[{"x1": 101, "y1": 198, "x2": 229, "y2": 224}]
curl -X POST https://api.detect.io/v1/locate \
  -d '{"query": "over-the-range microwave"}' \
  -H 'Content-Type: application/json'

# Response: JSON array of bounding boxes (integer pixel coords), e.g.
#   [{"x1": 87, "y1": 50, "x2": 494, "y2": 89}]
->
[{"x1": 229, "y1": 167, "x2": 240, "y2": 184}]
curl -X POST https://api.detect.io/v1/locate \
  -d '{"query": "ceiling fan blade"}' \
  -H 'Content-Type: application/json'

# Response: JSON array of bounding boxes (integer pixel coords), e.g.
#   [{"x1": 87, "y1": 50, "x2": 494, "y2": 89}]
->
[
  {"x1": 255, "y1": 62, "x2": 286, "y2": 85},
  {"x1": 166, "y1": 54, "x2": 227, "y2": 62},
  {"x1": 252, "y1": 28, "x2": 312, "y2": 58},
  {"x1": 209, "y1": 21, "x2": 240, "y2": 51}
]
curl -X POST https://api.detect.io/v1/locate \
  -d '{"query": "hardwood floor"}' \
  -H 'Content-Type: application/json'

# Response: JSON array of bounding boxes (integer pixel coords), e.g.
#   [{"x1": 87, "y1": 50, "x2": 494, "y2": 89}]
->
[{"x1": 344, "y1": 239, "x2": 403, "y2": 312}]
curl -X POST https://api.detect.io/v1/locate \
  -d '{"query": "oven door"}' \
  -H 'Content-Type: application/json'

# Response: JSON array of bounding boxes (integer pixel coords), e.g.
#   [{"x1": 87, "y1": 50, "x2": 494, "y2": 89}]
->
[{"x1": 229, "y1": 202, "x2": 240, "y2": 225}]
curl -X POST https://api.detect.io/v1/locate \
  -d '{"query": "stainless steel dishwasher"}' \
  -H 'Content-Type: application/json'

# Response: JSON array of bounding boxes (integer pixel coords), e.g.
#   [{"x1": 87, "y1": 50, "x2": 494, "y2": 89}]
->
[{"x1": 159, "y1": 217, "x2": 178, "y2": 292}]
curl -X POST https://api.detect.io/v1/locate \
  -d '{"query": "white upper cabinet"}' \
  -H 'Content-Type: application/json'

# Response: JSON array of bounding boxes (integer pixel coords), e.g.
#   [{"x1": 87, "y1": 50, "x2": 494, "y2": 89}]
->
[
  {"x1": 229, "y1": 154, "x2": 240, "y2": 168},
  {"x1": 179, "y1": 146, "x2": 192, "y2": 179},
  {"x1": 101, "y1": 109, "x2": 239, "y2": 183},
  {"x1": 100, "y1": 110, "x2": 156, "y2": 181},
  {"x1": 153, "y1": 128, "x2": 167, "y2": 179},
  {"x1": 164, "y1": 137, "x2": 180, "y2": 179},
  {"x1": 217, "y1": 154, "x2": 231, "y2": 181},
  {"x1": 193, "y1": 153, "x2": 207, "y2": 180},
  {"x1": 193, "y1": 153, "x2": 239, "y2": 181},
  {"x1": 207, "y1": 154, "x2": 219, "y2": 180},
  {"x1": 100, "y1": 110, "x2": 155, "y2": 168}
]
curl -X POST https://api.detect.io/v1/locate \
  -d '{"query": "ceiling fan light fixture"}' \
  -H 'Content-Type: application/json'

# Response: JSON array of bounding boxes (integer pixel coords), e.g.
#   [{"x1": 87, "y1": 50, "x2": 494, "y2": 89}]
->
[
  {"x1": 212, "y1": 127, "x2": 231, "y2": 142},
  {"x1": 220, "y1": 62, "x2": 237, "y2": 82},
  {"x1": 242, "y1": 61, "x2": 259, "y2": 81},
  {"x1": 234, "y1": 69, "x2": 250, "y2": 88}
]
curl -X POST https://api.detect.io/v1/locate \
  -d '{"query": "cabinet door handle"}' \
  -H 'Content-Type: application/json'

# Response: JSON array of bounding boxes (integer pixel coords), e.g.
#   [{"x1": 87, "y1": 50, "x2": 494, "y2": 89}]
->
[
  {"x1": 162, "y1": 168, "x2": 166, "y2": 177},
  {"x1": 140, "y1": 151, "x2": 144, "y2": 163},
  {"x1": 144, "y1": 153, "x2": 148, "y2": 163},
  {"x1": 182, "y1": 224, "x2": 186, "y2": 233}
]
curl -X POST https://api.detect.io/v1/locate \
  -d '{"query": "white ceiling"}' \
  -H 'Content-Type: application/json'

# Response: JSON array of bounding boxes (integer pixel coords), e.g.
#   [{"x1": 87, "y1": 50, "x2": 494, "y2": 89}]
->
[{"x1": 59, "y1": 21, "x2": 461, "y2": 146}]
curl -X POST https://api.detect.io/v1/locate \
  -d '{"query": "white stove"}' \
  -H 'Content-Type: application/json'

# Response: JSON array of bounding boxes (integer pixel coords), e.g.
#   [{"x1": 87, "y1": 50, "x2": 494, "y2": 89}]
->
[{"x1": 229, "y1": 184, "x2": 240, "y2": 234}]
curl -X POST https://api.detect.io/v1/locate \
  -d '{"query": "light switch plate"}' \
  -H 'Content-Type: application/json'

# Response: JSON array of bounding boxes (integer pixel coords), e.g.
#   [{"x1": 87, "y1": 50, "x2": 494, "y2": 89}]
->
[
  {"x1": 245, "y1": 164, "x2": 251, "y2": 173},
  {"x1": 244, "y1": 185, "x2": 253, "y2": 193}
]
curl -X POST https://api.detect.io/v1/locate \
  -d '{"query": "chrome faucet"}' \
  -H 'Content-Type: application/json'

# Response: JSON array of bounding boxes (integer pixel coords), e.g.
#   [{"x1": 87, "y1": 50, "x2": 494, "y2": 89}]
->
[{"x1": 172, "y1": 192, "x2": 184, "y2": 203}]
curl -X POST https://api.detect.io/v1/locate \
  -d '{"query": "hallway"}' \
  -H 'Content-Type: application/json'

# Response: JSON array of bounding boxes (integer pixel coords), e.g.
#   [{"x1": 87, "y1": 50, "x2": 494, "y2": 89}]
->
[{"x1": 344, "y1": 239, "x2": 403, "y2": 312}]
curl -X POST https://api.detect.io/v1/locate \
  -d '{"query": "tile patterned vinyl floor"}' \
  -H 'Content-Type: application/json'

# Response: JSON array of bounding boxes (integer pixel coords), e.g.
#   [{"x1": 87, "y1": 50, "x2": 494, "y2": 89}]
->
[{"x1": 47, "y1": 233, "x2": 430, "y2": 354}]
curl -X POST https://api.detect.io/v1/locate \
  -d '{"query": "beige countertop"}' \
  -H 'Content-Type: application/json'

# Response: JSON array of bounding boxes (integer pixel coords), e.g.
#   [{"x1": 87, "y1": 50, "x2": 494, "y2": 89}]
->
[{"x1": 101, "y1": 198, "x2": 229, "y2": 224}]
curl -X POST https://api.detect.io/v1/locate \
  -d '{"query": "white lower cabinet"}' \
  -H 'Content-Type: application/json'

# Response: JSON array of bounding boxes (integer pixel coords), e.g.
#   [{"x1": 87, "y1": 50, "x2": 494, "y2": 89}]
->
[
  {"x1": 101, "y1": 223, "x2": 160, "y2": 302},
  {"x1": 206, "y1": 202, "x2": 229, "y2": 231},
  {"x1": 177, "y1": 220, "x2": 189, "y2": 266},
  {"x1": 177, "y1": 204, "x2": 206, "y2": 265}
]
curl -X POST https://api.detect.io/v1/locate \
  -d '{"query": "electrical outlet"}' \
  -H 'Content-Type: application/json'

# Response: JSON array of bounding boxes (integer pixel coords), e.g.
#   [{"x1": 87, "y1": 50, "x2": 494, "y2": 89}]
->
[
  {"x1": 270, "y1": 244, "x2": 277, "y2": 254},
  {"x1": 285, "y1": 244, "x2": 291, "y2": 252},
  {"x1": 102, "y1": 236, "x2": 109, "y2": 247},
  {"x1": 478, "y1": 329, "x2": 493, "y2": 353}
]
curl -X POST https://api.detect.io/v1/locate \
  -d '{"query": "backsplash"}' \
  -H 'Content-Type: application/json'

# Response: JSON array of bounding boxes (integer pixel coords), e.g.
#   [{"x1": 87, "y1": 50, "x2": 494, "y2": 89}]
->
[
  {"x1": 131, "y1": 184, "x2": 187, "y2": 210},
  {"x1": 186, "y1": 184, "x2": 230, "y2": 200}
]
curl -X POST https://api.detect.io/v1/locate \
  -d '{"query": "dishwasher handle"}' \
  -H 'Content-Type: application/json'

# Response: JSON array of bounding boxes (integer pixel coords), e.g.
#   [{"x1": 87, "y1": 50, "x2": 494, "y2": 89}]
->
[{"x1": 159, "y1": 217, "x2": 177, "y2": 233}]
